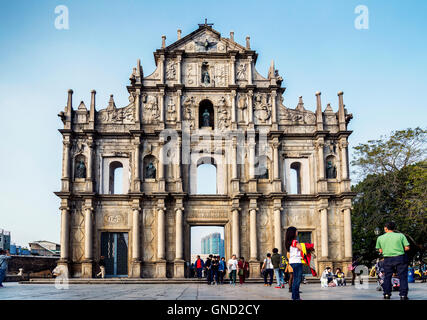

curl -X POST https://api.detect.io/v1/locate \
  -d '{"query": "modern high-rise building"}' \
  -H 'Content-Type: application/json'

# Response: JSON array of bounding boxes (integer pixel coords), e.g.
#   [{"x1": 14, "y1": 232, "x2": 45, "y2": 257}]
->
[
  {"x1": 201, "y1": 232, "x2": 224, "y2": 257},
  {"x1": 0, "y1": 229, "x2": 11, "y2": 251}
]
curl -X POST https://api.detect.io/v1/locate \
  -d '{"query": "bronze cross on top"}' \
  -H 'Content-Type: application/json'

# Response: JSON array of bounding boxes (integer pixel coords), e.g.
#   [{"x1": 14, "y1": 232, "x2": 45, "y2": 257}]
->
[{"x1": 198, "y1": 18, "x2": 214, "y2": 27}]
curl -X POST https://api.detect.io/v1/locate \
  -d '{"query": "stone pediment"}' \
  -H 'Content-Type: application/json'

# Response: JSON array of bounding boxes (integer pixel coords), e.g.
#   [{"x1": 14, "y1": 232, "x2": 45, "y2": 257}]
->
[{"x1": 165, "y1": 26, "x2": 246, "y2": 54}]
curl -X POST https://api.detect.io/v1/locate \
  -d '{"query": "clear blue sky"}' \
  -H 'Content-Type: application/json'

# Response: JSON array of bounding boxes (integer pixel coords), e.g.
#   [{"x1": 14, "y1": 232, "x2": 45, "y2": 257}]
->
[{"x1": 0, "y1": 0, "x2": 426, "y2": 247}]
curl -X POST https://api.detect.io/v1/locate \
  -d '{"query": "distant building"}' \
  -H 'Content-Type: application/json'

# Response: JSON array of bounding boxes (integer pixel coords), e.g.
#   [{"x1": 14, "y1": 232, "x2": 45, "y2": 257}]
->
[
  {"x1": 190, "y1": 254, "x2": 210, "y2": 264},
  {"x1": 29, "y1": 241, "x2": 60, "y2": 256},
  {"x1": 0, "y1": 229, "x2": 11, "y2": 251},
  {"x1": 9, "y1": 244, "x2": 31, "y2": 255},
  {"x1": 201, "y1": 232, "x2": 224, "y2": 257}
]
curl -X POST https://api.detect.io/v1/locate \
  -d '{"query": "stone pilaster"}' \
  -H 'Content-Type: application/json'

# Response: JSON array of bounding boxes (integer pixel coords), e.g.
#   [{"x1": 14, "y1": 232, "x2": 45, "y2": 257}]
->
[
  {"x1": 231, "y1": 205, "x2": 240, "y2": 258},
  {"x1": 272, "y1": 138, "x2": 281, "y2": 192},
  {"x1": 82, "y1": 199, "x2": 94, "y2": 278},
  {"x1": 59, "y1": 199, "x2": 70, "y2": 262},
  {"x1": 174, "y1": 200, "x2": 185, "y2": 278},
  {"x1": 156, "y1": 199, "x2": 167, "y2": 278},
  {"x1": 248, "y1": 198, "x2": 260, "y2": 278},
  {"x1": 343, "y1": 206, "x2": 352, "y2": 259},
  {"x1": 315, "y1": 139, "x2": 327, "y2": 192},
  {"x1": 86, "y1": 136, "x2": 94, "y2": 192},
  {"x1": 231, "y1": 89, "x2": 237, "y2": 129},
  {"x1": 158, "y1": 138, "x2": 165, "y2": 192},
  {"x1": 273, "y1": 198, "x2": 283, "y2": 254},
  {"x1": 133, "y1": 135, "x2": 141, "y2": 192},
  {"x1": 61, "y1": 137, "x2": 71, "y2": 192},
  {"x1": 130, "y1": 200, "x2": 142, "y2": 278},
  {"x1": 320, "y1": 207, "x2": 329, "y2": 258}
]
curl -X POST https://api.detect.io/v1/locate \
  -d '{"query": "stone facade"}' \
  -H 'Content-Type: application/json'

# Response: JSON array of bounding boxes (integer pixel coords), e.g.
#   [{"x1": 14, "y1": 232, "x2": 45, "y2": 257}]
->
[{"x1": 55, "y1": 23, "x2": 355, "y2": 278}]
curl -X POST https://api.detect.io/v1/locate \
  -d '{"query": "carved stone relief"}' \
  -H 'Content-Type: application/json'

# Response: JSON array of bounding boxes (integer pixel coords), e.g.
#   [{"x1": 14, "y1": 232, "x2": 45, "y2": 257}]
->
[
  {"x1": 254, "y1": 93, "x2": 271, "y2": 124},
  {"x1": 142, "y1": 94, "x2": 160, "y2": 124}
]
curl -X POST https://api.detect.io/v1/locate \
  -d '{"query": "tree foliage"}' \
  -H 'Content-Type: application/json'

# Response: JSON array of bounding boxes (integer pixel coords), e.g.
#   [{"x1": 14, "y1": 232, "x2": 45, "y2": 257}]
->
[
  {"x1": 352, "y1": 127, "x2": 426, "y2": 179},
  {"x1": 351, "y1": 128, "x2": 427, "y2": 266}
]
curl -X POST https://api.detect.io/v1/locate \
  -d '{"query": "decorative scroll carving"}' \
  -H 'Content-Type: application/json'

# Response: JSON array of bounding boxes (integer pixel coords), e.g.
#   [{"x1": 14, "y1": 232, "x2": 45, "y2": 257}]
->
[{"x1": 98, "y1": 94, "x2": 135, "y2": 124}]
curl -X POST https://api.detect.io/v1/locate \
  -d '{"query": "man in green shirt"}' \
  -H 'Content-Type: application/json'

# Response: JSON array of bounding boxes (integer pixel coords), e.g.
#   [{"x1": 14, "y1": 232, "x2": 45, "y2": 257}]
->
[{"x1": 376, "y1": 222, "x2": 410, "y2": 300}]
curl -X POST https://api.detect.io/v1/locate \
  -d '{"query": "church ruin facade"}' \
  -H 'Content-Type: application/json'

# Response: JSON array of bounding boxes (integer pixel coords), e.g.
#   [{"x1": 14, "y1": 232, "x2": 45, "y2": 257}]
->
[{"x1": 56, "y1": 23, "x2": 354, "y2": 278}]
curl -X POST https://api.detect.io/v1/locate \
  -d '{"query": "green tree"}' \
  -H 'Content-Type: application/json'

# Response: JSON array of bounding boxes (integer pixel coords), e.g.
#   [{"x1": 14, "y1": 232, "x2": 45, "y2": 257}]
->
[{"x1": 351, "y1": 128, "x2": 427, "y2": 266}]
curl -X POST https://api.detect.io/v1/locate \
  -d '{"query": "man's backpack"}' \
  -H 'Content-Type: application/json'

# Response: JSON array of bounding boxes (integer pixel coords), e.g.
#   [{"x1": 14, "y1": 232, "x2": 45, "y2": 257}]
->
[{"x1": 279, "y1": 255, "x2": 288, "y2": 270}]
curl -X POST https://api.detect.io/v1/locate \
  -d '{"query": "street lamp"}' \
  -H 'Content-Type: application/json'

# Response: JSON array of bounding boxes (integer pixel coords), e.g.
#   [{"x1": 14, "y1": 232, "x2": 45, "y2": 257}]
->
[{"x1": 374, "y1": 227, "x2": 381, "y2": 236}]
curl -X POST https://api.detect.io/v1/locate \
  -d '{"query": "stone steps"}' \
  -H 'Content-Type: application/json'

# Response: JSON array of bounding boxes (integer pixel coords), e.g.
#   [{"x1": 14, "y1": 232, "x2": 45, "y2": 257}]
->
[{"x1": 20, "y1": 276, "x2": 375, "y2": 285}]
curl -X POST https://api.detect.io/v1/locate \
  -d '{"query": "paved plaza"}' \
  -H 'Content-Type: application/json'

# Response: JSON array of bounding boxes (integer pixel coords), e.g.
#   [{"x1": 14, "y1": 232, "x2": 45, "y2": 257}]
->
[{"x1": 0, "y1": 282, "x2": 426, "y2": 300}]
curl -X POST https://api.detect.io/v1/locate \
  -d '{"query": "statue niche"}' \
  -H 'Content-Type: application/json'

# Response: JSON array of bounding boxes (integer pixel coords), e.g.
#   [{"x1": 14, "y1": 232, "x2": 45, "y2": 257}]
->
[
  {"x1": 325, "y1": 156, "x2": 337, "y2": 179},
  {"x1": 143, "y1": 155, "x2": 157, "y2": 180},
  {"x1": 74, "y1": 156, "x2": 86, "y2": 179},
  {"x1": 198, "y1": 99, "x2": 214, "y2": 129},
  {"x1": 201, "y1": 62, "x2": 211, "y2": 85}
]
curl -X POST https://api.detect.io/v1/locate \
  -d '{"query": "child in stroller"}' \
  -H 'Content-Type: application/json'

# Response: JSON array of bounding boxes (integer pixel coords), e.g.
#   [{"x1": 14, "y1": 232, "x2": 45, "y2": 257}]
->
[
  {"x1": 375, "y1": 258, "x2": 385, "y2": 291},
  {"x1": 391, "y1": 273, "x2": 400, "y2": 291}
]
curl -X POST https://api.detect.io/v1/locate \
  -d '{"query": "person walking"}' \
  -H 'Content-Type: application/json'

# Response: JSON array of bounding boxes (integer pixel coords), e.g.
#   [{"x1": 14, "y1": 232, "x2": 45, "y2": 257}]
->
[
  {"x1": 227, "y1": 254, "x2": 238, "y2": 286},
  {"x1": 376, "y1": 222, "x2": 410, "y2": 300},
  {"x1": 205, "y1": 255, "x2": 213, "y2": 284},
  {"x1": 195, "y1": 255, "x2": 204, "y2": 279},
  {"x1": 0, "y1": 249, "x2": 11, "y2": 287},
  {"x1": 96, "y1": 256, "x2": 106, "y2": 278},
  {"x1": 271, "y1": 248, "x2": 285, "y2": 289},
  {"x1": 285, "y1": 226, "x2": 303, "y2": 300},
  {"x1": 262, "y1": 253, "x2": 274, "y2": 286},
  {"x1": 285, "y1": 251, "x2": 294, "y2": 292},
  {"x1": 237, "y1": 257, "x2": 249, "y2": 285},
  {"x1": 218, "y1": 257, "x2": 226, "y2": 284},
  {"x1": 211, "y1": 256, "x2": 219, "y2": 285}
]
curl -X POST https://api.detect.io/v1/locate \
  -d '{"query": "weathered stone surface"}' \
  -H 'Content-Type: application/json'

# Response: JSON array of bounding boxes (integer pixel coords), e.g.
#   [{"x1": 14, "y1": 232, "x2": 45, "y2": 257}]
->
[{"x1": 56, "y1": 23, "x2": 354, "y2": 279}]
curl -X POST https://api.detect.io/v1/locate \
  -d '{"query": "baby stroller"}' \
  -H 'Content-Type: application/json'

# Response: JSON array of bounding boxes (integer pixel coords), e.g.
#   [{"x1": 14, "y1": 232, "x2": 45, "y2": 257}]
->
[
  {"x1": 391, "y1": 274, "x2": 400, "y2": 291},
  {"x1": 375, "y1": 259, "x2": 385, "y2": 291}
]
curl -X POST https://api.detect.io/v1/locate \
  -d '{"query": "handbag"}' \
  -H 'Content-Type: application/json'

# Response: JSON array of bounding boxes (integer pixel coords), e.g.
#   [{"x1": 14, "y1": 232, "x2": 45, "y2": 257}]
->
[{"x1": 238, "y1": 269, "x2": 244, "y2": 276}]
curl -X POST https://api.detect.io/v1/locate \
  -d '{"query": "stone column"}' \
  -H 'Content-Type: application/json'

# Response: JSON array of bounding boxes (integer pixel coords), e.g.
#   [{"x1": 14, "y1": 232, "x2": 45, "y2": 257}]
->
[
  {"x1": 176, "y1": 90, "x2": 182, "y2": 123},
  {"x1": 175, "y1": 208, "x2": 183, "y2": 260},
  {"x1": 61, "y1": 139, "x2": 71, "y2": 191},
  {"x1": 130, "y1": 204, "x2": 141, "y2": 278},
  {"x1": 271, "y1": 90, "x2": 277, "y2": 125},
  {"x1": 82, "y1": 203, "x2": 94, "y2": 278},
  {"x1": 248, "y1": 90, "x2": 253, "y2": 124},
  {"x1": 159, "y1": 54, "x2": 165, "y2": 84},
  {"x1": 133, "y1": 136, "x2": 141, "y2": 192},
  {"x1": 230, "y1": 55, "x2": 236, "y2": 85},
  {"x1": 176, "y1": 55, "x2": 182, "y2": 85},
  {"x1": 135, "y1": 89, "x2": 141, "y2": 126},
  {"x1": 174, "y1": 197, "x2": 185, "y2": 278},
  {"x1": 159, "y1": 88, "x2": 165, "y2": 123},
  {"x1": 249, "y1": 139, "x2": 255, "y2": 179},
  {"x1": 86, "y1": 137, "x2": 94, "y2": 192},
  {"x1": 320, "y1": 208, "x2": 329, "y2": 258},
  {"x1": 156, "y1": 204, "x2": 167, "y2": 278},
  {"x1": 157, "y1": 208, "x2": 165, "y2": 260},
  {"x1": 232, "y1": 208, "x2": 240, "y2": 257},
  {"x1": 343, "y1": 208, "x2": 352, "y2": 258},
  {"x1": 158, "y1": 139, "x2": 165, "y2": 191},
  {"x1": 248, "y1": 56, "x2": 253, "y2": 85},
  {"x1": 231, "y1": 90, "x2": 236, "y2": 127},
  {"x1": 340, "y1": 140, "x2": 349, "y2": 179},
  {"x1": 317, "y1": 140, "x2": 325, "y2": 180},
  {"x1": 59, "y1": 204, "x2": 70, "y2": 261},
  {"x1": 274, "y1": 208, "x2": 282, "y2": 254},
  {"x1": 249, "y1": 208, "x2": 257, "y2": 260}
]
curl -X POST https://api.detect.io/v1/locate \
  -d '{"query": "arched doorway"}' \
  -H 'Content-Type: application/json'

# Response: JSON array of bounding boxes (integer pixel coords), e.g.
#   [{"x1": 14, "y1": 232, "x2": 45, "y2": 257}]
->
[{"x1": 199, "y1": 99, "x2": 214, "y2": 129}]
